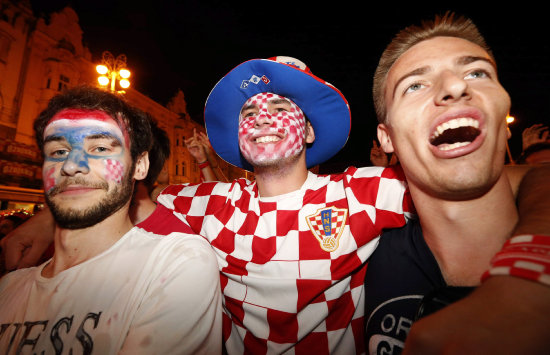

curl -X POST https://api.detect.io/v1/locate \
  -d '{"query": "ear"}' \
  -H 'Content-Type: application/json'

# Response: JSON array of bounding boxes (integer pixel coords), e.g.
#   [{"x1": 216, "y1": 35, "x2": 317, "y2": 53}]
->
[
  {"x1": 377, "y1": 124, "x2": 395, "y2": 153},
  {"x1": 133, "y1": 152, "x2": 150, "y2": 181},
  {"x1": 305, "y1": 121, "x2": 315, "y2": 144}
]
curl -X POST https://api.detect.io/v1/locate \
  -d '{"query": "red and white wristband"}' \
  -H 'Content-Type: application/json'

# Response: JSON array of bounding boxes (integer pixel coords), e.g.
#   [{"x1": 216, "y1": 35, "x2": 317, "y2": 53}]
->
[
  {"x1": 481, "y1": 234, "x2": 550, "y2": 286},
  {"x1": 198, "y1": 160, "x2": 210, "y2": 169}
]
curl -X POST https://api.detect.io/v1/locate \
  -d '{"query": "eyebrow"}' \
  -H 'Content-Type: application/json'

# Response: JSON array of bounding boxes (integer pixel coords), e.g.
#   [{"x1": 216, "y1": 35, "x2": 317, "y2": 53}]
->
[
  {"x1": 391, "y1": 55, "x2": 497, "y2": 98},
  {"x1": 457, "y1": 55, "x2": 496, "y2": 68},
  {"x1": 240, "y1": 104, "x2": 256, "y2": 115},
  {"x1": 269, "y1": 98, "x2": 291, "y2": 105},
  {"x1": 392, "y1": 66, "x2": 431, "y2": 98},
  {"x1": 44, "y1": 133, "x2": 122, "y2": 146},
  {"x1": 86, "y1": 133, "x2": 122, "y2": 146},
  {"x1": 44, "y1": 135, "x2": 67, "y2": 144}
]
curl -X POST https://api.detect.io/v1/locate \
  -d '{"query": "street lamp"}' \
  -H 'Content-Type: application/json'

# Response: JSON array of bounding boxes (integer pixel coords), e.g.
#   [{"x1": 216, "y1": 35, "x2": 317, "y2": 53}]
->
[{"x1": 96, "y1": 51, "x2": 131, "y2": 93}]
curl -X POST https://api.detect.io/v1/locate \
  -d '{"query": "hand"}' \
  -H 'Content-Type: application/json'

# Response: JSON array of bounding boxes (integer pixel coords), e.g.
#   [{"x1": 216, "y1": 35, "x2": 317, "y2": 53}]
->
[
  {"x1": 370, "y1": 140, "x2": 388, "y2": 167},
  {"x1": 196, "y1": 131, "x2": 214, "y2": 156},
  {"x1": 185, "y1": 129, "x2": 208, "y2": 162},
  {"x1": 522, "y1": 123, "x2": 549, "y2": 151},
  {"x1": 1, "y1": 209, "x2": 54, "y2": 271},
  {"x1": 403, "y1": 276, "x2": 550, "y2": 354}
]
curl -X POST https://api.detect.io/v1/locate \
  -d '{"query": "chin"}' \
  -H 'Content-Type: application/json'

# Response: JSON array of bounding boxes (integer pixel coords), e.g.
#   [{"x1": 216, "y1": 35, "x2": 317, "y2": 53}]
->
[
  {"x1": 435, "y1": 172, "x2": 500, "y2": 201},
  {"x1": 47, "y1": 180, "x2": 133, "y2": 229}
]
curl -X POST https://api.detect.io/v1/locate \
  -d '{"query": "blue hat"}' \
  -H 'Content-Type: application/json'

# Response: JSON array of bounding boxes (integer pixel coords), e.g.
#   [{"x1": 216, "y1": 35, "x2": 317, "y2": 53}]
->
[{"x1": 204, "y1": 56, "x2": 351, "y2": 171}]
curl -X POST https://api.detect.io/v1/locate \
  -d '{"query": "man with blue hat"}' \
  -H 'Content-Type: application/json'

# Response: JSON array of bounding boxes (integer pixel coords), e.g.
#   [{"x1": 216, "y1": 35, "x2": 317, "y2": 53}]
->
[{"x1": 146, "y1": 55, "x2": 412, "y2": 353}]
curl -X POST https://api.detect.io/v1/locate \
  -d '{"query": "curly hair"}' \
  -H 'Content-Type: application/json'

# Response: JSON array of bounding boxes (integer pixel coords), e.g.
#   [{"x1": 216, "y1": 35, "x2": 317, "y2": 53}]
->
[
  {"x1": 373, "y1": 12, "x2": 494, "y2": 124},
  {"x1": 34, "y1": 85, "x2": 153, "y2": 164}
]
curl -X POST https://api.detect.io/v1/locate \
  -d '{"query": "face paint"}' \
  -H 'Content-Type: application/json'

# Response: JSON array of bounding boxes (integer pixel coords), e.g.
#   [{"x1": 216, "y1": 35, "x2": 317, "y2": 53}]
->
[
  {"x1": 43, "y1": 109, "x2": 128, "y2": 190},
  {"x1": 43, "y1": 167, "x2": 56, "y2": 192},
  {"x1": 103, "y1": 158, "x2": 124, "y2": 183},
  {"x1": 42, "y1": 109, "x2": 135, "y2": 229},
  {"x1": 238, "y1": 93, "x2": 306, "y2": 166}
]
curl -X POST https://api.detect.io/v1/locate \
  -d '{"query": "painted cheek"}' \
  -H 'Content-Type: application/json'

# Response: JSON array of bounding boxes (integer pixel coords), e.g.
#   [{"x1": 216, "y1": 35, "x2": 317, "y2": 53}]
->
[
  {"x1": 43, "y1": 166, "x2": 57, "y2": 192},
  {"x1": 103, "y1": 159, "x2": 124, "y2": 184}
]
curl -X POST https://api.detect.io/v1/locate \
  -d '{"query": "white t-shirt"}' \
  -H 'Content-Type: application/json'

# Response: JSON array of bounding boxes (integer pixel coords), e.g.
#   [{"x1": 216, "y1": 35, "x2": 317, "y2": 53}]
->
[{"x1": 0, "y1": 226, "x2": 222, "y2": 355}]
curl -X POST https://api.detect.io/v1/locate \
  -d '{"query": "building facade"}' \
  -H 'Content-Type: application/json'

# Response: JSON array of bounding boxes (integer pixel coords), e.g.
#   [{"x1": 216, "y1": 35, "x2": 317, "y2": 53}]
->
[{"x1": 0, "y1": 0, "x2": 246, "y2": 213}]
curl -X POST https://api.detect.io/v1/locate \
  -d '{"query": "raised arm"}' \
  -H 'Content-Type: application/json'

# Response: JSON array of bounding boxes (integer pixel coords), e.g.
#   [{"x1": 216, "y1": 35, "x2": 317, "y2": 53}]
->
[
  {"x1": 197, "y1": 131, "x2": 228, "y2": 182},
  {"x1": 185, "y1": 129, "x2": 218, "y2": 182}
]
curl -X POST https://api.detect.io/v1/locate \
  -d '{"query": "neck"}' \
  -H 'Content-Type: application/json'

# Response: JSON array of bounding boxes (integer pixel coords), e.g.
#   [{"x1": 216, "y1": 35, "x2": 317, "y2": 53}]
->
[
  {"x1": 42, "y1": 204, "x2": 134, "y2": 277},
  {"x1": 130, "y1": 182, "x2": 156, "y2": 224},
  {"x1": 411, "y1": 173, "x2": 518, "y2": 286},
  {"x1": 254, "y1": 154, "x2": 310, "y2": 197}
]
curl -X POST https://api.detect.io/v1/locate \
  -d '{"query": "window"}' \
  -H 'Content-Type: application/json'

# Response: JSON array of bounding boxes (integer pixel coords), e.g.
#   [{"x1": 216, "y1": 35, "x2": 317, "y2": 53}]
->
[{"x1": 58, "y1": 74, "x2": 70, "y2": 91}]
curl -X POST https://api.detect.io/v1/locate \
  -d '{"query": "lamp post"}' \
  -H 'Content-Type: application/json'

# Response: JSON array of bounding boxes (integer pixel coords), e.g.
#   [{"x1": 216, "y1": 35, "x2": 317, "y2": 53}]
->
[{"x1": 96, "y1": 51, "x2": 131, "y2": 93}]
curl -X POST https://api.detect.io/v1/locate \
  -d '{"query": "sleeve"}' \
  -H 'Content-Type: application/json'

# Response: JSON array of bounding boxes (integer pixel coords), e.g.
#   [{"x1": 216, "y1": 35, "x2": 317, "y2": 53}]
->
[
  {"x1": 119, "y1": 235, "x2": 222, "y2": 354},
  {"x1": 154, "y1": 181, "x2": 237, "y2": 238},
  {"x1": 482, "y1": 234, "x2": 550, "y2": 286},
  {"x1": 344, "y1": 165, "x2": 414, "y2": 234}
]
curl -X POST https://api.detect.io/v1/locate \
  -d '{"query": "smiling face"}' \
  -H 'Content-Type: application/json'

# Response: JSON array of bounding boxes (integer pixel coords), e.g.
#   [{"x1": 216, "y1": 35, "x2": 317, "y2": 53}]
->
[
  {"x1": 42, "y1": 108, "x2": 136, "y2": 229},
  {"x1": 378, "y1": 36, "x2": 511, "y2": 199},
  {"x1": 238, "y1": 93, "x2": 309, "y2": 168}
]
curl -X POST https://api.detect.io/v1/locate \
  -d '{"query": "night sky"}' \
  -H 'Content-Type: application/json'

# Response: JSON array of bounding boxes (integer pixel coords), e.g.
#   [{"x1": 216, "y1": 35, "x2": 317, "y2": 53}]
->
[{"x1": 30, "y1": 1, "x2": 550, "y2": 170}]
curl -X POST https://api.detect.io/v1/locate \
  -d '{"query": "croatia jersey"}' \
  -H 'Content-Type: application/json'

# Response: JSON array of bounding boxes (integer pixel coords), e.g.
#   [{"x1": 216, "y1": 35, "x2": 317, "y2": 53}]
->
[{"x1": 143, "y1": 165, "x2": 413, "y2": 354}]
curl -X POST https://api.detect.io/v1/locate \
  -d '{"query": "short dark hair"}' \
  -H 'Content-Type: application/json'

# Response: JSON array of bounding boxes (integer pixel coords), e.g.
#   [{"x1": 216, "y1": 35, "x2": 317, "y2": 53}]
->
[
  {"x1": 34, "y1": 85, "x2": 153, "y2": 164},
  {"x1": 143, "y1": 118, "x2": 171, "y2": 187}
]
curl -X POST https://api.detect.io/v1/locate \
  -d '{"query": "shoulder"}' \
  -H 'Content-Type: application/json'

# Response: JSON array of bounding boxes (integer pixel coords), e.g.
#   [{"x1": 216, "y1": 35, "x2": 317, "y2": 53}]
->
[
  {"x1": 139, "y1": 228, "x2": 215, "y2": 265},
  {"x1": 347, "y1": 164, "x2": 406, "y2": 180},
  {"x1": 156, "y1": 180, "x2": 256, "y2": 209},
  {"x1": 0, "y1": 267, "x2": 37, "y2": 295}
]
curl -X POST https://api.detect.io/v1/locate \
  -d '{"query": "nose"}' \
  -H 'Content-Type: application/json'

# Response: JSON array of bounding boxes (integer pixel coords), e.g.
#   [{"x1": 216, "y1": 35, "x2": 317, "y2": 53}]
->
[
  {"x1": 254, "y1": 110, "x2": 274, "y2": 129},
  {"x1": 435, "y1": 71, "x2": 471, "y2": 105},
  {"x1": 61, "y1": 149, "x2": 90, "y2": 176}
]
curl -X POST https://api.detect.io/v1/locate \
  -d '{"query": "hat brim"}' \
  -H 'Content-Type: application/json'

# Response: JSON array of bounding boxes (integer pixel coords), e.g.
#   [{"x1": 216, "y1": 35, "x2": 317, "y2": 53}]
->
[{"x1": 204, "y1": 58, "x2": 351, "y2": 171}]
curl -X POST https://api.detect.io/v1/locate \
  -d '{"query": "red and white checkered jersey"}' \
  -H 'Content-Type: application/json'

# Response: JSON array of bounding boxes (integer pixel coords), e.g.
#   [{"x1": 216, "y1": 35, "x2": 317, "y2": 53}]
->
[{"x1": 149, "y1": 165, "x2": 413, "y2": 354}]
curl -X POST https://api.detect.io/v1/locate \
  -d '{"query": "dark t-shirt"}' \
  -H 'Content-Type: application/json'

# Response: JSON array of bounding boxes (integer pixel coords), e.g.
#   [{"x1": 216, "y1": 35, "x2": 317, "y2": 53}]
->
[{"x1": 364, "y1": 219, "x2": 473, "y2": 354}]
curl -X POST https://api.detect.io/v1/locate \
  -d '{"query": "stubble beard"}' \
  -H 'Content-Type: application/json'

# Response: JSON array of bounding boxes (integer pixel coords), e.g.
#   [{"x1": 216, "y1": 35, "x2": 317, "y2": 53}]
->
[
  {"x1": 46, "y1": 165, "x2": 135, "y2": 229},
  {"x1": 247, "y1": 143, "x2": 305, "y2": 174}
]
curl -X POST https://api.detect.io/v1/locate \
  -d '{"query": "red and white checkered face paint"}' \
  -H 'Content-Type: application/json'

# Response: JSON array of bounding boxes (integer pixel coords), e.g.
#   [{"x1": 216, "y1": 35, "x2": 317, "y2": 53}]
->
[
  {"x1": 238, "y1": 93, "x2": 306, "y2": 167},
  {"x1": 104, "y1": 158, "x2": 124, "y2": 183}
]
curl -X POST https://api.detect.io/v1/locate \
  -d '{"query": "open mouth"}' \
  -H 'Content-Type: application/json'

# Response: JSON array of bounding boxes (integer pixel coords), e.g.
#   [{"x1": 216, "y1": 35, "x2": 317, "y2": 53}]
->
[{"x1": 430, "y1": 118, "x2": 481, "y2": 151}]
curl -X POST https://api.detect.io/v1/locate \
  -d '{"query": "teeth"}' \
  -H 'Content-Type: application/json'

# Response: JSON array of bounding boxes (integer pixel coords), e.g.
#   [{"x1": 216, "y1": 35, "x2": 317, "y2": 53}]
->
[
  {"x1": 439, "y1": 141, "x2": 470, "y2": 151},
  {"x1": 432, "y1": 118, "x2": 479, "y2": 139},
  {"x1": 256, "y1": 135, "x2": 280, "y2": 143}
]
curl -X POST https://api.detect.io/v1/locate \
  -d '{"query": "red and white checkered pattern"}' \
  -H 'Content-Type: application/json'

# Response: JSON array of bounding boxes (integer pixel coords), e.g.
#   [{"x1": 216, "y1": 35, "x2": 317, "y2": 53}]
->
[
  {"x1": 482, "y1": 234, "x2": 550, "y2": 286},
  {"x1": 150, "y1": 166, "x2": 412, "y2": 354},
  {"x1": 104, "y1": 158, "x2": 124, "y2": 183}
]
